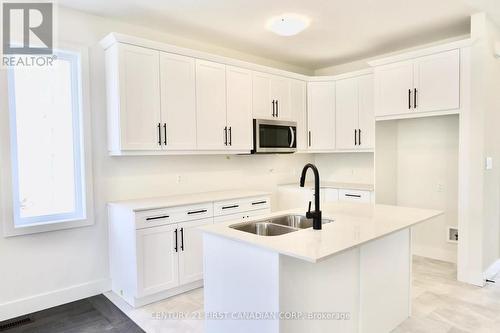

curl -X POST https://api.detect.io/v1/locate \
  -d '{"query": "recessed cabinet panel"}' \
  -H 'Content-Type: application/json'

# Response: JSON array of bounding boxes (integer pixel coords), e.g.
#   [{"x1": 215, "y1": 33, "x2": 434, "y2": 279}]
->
[
  {"x1": 226, "y1": 66, "x2": 252, "y2": 150},
  {"x1": 358, "y1": 74, "x2": 374, "y2": 149},
  {"x1": 160, "y1": 52, "x2": 197, "y2": 150},
  {"x1": 118, "y1": 44, "x2": 162, "y2": 150},
  {"x1": 336, "y1": 77, "x2": 359, "y2": 150},
  {"x1": 195, "y1": 60, "x2": 227, "y2": 150},
  {"x1": 271, "y1": 76, "x2": 291, "y2": 120},
  {"x1": 374, "y1": 61, "x2": 414, "y2": 117},
  {"x1": 252, "y1": 72, "x2": 273, "y2": 119},
  {"x1": 414, "y1": 50, "x2": 460, "y2": 113},
  {"x1": 307, "y1": 81, "x2": 336, "y2": 150},
  {"x1": 136, "y1": 224, "x2": 179, "y2": 297},
  {"x1": 178, "y1": 218, "x2": 213, "y2": 285}
]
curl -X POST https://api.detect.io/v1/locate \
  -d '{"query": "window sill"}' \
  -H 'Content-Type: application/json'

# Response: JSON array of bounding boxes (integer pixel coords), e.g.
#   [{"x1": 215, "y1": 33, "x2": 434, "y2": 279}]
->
[{"x1": 3, "y1": 217, "x2": 94, "y2": 237}]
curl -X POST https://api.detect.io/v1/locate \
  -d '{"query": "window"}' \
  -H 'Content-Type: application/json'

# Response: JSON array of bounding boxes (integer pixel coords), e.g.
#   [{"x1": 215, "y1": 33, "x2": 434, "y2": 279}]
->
[{"x1": 7, "y1": 50, "x2": 87, "y2": 229}]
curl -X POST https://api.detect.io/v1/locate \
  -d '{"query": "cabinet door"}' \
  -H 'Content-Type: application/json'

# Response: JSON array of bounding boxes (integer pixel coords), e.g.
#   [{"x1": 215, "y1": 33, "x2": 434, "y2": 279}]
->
[
  {"x1": 226, "y1": 66, "x2": 252, "y2": 151},
  {"x1": 117, "y1": 44, "x2": 161, "y2": 150},
  {"x1": 414, "y1": 49, "x2": 460, "y2": 113},
  {"x1": 160, "y1": 52, "x2": 196, "y2": 150},
  {"x1": 195, "y1": 60, "x2": 227, "y2": 150},
  {"x1": 136, "y1": 224, "x2": 179, "y2": 297},
  {"x1": 271, "y1": 75, "x2": 291, "y2": 120},
  {"x1": 335, "y1": 77, "x2": 359, "y2": 150},
  {"x1": 307, "y1": 81, "x2": 336, "y2": 150},
  {"x1": 252, "y1": 72, "x2": 273, "y2": 119},
  {"x1": 178, "y1": 218, "x2": 213, "y2": 285},
  {"x1": 290, "y1": 80, "x2": 308, "y2": 151},
  {"x1": 358, "y1": 74, "x2": 374, "y2": 149},
  {"x1": 374, "y1": 61, "x2": 413, "y2": 117},
  {"x1": 322, "y1": 188, "x2": 339, "y2": 203}
]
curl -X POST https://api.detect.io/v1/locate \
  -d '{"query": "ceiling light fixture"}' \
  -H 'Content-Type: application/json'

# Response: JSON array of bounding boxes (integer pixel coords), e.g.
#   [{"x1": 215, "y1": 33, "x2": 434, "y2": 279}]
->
[{"x1": 266, "y1": 14, "x2": 310, "y2": 37}]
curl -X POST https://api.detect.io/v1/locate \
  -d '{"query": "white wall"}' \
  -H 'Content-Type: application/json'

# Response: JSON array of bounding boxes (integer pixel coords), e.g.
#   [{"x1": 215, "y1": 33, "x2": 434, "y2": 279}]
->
[
  {"x1": 314, "y1": 153, "x2": 374, "y2": 185},
  {"x1": 375, "y1": 116, "x2": 459, "y2": 263},
  {"x1": 397, "y1": 116, "x2": 459, "y2": 263},
  {"x1": 0, "y1": 6, "x2": 316, "y2": 320}
]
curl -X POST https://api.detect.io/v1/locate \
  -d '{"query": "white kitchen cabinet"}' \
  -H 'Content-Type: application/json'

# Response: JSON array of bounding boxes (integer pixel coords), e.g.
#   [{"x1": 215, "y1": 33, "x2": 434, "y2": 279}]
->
[
  {"x1": 374, "y1": 49, "x2": 460, "y2": 118},
  {"x1": 307, "y1": 81, "x2": 336, "y2": 150},
  {"x1": 358, "y1": 75, "x2": 375, "y2": 149},
  {"x1": 413, "y1": 50, "x2": 460, "y2": 113},
  {"x1": 160, "y1": 52, "x2": 197, "y2": 150},
  {"x1": 136, "y1": 224, "x2": 179, "y2": 297},
  {"x1": 336, "y1": 74, "x2": 374, "y2": 150},
  {"x1": 271, "y1": 75, "x2": 291, "y2": 120},
  {"x1": 290, "y1": 79, "x2": 308, "y2": 151},
  {"x1": 323, "y1": 188, "x2": 339, "y2": 203},
  {"x1": 106, "y1": 43, "x2": 162, "y2": 152},
  {"x1": 108, "y1": 192, "x2": 271, "y2": 307},
  {"x1": 226, "y1": 66, "x2": 253, "y2": 150},
  {"x1": 178, "y1": 218, "x2": 213, "y2": 285},
  {"x1": 374, "y1": 60, "x2": 414, "y2": 117},
  {"x1": 252, "y1": 71, "x2": 292, "y2": 120},
  {"x1": 196, "y1": 59, "x2": 227, "y2": 150}
]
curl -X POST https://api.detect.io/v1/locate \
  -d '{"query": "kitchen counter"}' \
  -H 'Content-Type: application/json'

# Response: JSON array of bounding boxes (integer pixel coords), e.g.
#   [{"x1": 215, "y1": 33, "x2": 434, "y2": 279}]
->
[
  {"x1": 108, "y1": 189, "x2": 270, "y2": 212},
  {"x1": 202, "y1": 202, "x2": 442, "y2": 333},
  {"x1": 279, "y1": 181, "x2": 374, "y2": 191},
  {"x1": 201, "y1": 201, "x2": 441, "y2": 262}
]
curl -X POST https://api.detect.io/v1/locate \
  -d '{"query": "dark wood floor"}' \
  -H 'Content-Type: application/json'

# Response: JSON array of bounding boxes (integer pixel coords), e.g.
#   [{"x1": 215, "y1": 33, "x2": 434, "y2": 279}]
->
[{"x1": 0, "y1": 295, "x2": 144, "y2": 333}]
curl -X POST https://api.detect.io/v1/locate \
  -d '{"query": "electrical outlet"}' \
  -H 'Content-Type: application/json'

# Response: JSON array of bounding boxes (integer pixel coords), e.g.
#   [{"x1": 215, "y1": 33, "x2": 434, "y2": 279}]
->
[
  {"x1": 437, "y1": 183, "x2": 444, "y2": 192},
  {"x1": 486, "y1": 157, "x2": 493, "y2": 170},
  {"x1": 447, "y1": 227, "x2": 458, "y2": 243},
  {"x1": 176, "y1": 175, "x2": 182, "y2": 184}
]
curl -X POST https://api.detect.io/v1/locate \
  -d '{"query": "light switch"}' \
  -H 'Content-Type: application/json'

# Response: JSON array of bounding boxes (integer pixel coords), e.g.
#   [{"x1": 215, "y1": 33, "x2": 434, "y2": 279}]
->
[{"x1": 486, "y1": 157, "x2": 493, "y2": 170}]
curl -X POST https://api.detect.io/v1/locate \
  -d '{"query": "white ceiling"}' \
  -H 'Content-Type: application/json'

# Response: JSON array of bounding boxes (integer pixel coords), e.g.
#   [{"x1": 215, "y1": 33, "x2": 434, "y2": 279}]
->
[{"x1": 59, "y1": 0, "x2": 493, "y2": 70}]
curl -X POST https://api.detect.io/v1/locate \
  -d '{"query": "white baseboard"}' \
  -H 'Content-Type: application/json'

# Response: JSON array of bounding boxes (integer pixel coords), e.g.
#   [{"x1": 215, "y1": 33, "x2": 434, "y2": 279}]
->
[
  {"x1": 0, "y1": 278, "x2": 111, "y2": 322},
  {"x1": 483, "y1": 259, "x2": 500, "y2": 281},
  {"x1": 412, "y1": 245, "x2": 457, "y2": 263}
]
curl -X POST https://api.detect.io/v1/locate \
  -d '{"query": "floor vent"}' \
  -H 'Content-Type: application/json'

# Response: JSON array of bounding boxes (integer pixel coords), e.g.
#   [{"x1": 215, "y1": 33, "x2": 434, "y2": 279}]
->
[{"x1": 0, "y1": 317, "x2": 33, "y2": 331}]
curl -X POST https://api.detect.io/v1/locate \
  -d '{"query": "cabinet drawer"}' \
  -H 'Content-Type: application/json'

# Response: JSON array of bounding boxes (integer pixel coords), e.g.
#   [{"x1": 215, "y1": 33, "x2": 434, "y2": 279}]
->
[
  {"x1": 338, "y1": 189, "x2": 371, "y2": 203},
  {"x1": 213, "y1": 208, "x2": 271, "y2": 224},
  {"x1": 213, "y1": 196, "x2": 270, "y2": 216},
  {"x1": 136, "y1": 203, "x2": 213, "y2": 229}
]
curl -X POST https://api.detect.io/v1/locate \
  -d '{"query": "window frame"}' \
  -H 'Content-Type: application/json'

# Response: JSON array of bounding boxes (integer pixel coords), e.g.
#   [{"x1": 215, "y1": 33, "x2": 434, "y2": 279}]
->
[{"x1": 1, "y1": 43, "x2": 94, "y2": 237}]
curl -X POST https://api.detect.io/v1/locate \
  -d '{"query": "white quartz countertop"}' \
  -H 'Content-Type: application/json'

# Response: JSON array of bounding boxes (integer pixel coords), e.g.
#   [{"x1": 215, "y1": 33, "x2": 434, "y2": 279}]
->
[
  {"x1": 108, "y1": 190, "x2": 270, "y2": 212},
  {"x1": 279, "y1": 181, "x2": 374, "y2": 191},
  {"x1": 201, "y1": 202, "x2": 441, "y2": 263}
]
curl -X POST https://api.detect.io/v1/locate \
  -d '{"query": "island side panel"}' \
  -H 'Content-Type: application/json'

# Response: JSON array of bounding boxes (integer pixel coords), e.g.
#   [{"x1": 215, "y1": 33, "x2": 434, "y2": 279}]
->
[
  {"x1": 359, "y1": 228, "x2": 411, "y2": 333},
  {"x1": 203, "y1": 233, "x2": 280, "y2": 333},
  {"x1": 279, "y1": 248, "x2": 360, "y2": 333}
]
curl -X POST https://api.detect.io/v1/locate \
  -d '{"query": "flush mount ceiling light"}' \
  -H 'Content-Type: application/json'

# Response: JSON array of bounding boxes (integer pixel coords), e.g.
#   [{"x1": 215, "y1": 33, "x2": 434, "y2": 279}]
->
[{"x1": 266, "y1": 14, "x2": 310, "y2": 36}]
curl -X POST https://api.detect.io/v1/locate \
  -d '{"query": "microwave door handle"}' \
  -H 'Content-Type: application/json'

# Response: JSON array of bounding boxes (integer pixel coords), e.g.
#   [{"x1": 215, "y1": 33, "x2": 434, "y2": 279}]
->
[{"x1": 289, "y1": 127, "x2": 295, "y2": 148}]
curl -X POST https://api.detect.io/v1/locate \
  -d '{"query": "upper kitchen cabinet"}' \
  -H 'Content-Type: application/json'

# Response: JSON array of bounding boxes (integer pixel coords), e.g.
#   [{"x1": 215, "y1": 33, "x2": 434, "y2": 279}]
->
[
  {"x1": 105, "y1": 43, "x2": 162, "y2": 153},
  {"x1": 290, "y1": 79, "x2": 308, "y2": 151},
  {"x1": 307, "y1": 81, "x2": 336, "y2": 151},
  {"x1": 196, "y1": 60, "x2": 228, "y2": 150},
  {"x1": 374, "y1": 49, "x2": 460, "y2": 118},
  {"x1": 336, "y1": 74, "x2": 374, "y2": 150},
  {"x1": 252, "y1": 72, "x2": 292, "y2": 120},
  {"x1": 160, "y1": 52, "x2": 197, "y2": 150},
  {"x1": 225, "y1": 66, "x2": 253, "y2": 151}
]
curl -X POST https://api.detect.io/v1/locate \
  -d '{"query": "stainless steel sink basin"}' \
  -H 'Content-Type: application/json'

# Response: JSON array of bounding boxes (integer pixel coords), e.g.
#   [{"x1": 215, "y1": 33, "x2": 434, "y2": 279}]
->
[
  {"x1": 230, "y1": 221, "x2": 297, "y2": 236},
  {"x1": 229, "y1": 215, "x2": 334, "y2": 236},
  {"x1": 267, "y1": 215, "x2": 334, "y2": 229}
]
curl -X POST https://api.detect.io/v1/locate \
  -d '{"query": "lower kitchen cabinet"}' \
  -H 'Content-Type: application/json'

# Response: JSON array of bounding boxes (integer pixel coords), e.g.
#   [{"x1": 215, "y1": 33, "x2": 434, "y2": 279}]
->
[
  {"x1": 108, "y1": 192, "x2": 271, "y2": 307},
  {"x1": 178, "y1": 218, "x2": 213, "y2": 285},
  {"x1": 136, "y1": 223, "x2": 179, "y2": 297}
]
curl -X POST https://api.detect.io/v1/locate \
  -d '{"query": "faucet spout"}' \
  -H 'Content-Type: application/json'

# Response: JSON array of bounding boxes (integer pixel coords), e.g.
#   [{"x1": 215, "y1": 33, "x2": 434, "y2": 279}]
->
[{"x1": 299, "y1": 163, "x2": 322, "y2": 230}]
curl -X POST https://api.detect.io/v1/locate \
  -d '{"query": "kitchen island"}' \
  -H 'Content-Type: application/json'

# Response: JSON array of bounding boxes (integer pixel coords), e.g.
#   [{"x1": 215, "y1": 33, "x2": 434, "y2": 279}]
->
[{"x1": 201, "y1": 202, "x2": 441, "y2": 333}]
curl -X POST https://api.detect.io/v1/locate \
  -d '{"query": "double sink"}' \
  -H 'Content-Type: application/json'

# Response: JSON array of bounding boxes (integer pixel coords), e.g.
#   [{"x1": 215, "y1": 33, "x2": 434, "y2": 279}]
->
[{"x1": 229, "y1": 214, "x2": 333, "y2": 236}]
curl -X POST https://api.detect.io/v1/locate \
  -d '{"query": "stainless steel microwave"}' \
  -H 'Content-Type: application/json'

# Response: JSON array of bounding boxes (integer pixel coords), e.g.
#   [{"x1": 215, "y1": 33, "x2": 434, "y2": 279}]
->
[{"x1": 252, "y1": 119, "x2": 297, "y2": 154}]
